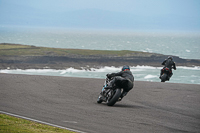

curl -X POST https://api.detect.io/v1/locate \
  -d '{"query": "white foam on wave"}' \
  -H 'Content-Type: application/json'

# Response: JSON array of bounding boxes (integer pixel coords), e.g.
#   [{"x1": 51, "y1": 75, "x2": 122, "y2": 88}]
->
[
  {"x1": 177, "y1": 66, "x2": 200, "y2": 70},
  {"x1": 61, "y1": 67, "x2": 86, "y2": 74},
  {"x1": 90, "y1": 66, "x2": 120, "y2": 72},
  {"x1": 179, "y1": 76, "x2": 187, "y2": 77},
  {"x1": 89, "y1": 65, "x2": 161, "y2": 73},
  {"x1": 186, "y1": 49, "x2": 190, "y2": 52},
  {"x1": 142, "y1": 48, "x2": 153, "y2": 53},
  {"x1": 0, "y1": 69, "x2": 63, "y2": 75},
  {"x1": 191, "y1": 75, "x2": 199, "y2": 77},
  {"x1": 1, "y1": 65, "x2": 200, "y2": 84},
  {"x1": 133, "y1": 65, "x2": 161, "y2": 69},
  {"x1": 0, "y1": 66, "x2": 199, "y2": 74},
  {"x1": 144, "y1": 75, "x2": 158, "y2": 79},
  {"x1": 191, "y1": 80, "x2": 195, "y2": 83},
  {"x1": 1, "y1": 65, "x2": 198, "y2": 75}
]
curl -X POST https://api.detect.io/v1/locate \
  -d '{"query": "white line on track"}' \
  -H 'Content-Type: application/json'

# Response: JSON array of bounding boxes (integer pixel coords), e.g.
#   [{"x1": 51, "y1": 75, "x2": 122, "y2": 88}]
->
[
  {"x1": 0, "y1": 111, "x2": 86, "y2": 133},
  {"x1": 63, "y1": 121, "x2": 78, "y2": 123}
]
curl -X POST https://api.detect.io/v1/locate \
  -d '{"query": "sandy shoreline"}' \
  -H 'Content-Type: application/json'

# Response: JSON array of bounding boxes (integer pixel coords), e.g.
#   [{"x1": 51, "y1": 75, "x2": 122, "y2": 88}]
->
[{"x1": 0, "y1": 73, "x2": 199, "y2": 133}]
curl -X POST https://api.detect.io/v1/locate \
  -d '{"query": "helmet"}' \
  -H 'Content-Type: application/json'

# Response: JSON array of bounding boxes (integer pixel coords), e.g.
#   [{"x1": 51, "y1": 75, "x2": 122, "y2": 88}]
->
[
  {"x1": 122, "y1": 65, "x2": 130, "y2": 71},
  {"x1": 168, "y1": 56, "x2": 173, "y2": 60}
]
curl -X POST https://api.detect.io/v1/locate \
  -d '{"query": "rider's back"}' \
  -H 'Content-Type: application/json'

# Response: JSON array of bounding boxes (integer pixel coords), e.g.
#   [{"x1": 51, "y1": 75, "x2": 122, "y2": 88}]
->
[
  {"x1": 110, "y1": 70, "x2": 134, "y2": 82},
  {"x1": 163, "y1": 59, "x2": 175, "y2": 70}
]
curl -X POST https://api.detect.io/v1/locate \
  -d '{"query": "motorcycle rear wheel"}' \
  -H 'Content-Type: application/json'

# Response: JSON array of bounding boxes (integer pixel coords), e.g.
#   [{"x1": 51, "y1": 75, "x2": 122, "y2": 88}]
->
[
  {"x1": 161, "y1": 73, "x2": 167, "y2": 82},
  {"x1": 107, "y1": 89, "x2": 121, "y2": 106}
]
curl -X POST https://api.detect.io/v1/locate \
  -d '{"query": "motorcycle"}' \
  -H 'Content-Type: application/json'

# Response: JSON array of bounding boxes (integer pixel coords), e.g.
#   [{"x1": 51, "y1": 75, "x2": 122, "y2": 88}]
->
[
  {"x1": 97, "y1": 77, "x2": 123, "y2": 106},
  {"x1": 160, "y1": 67, "x2": 171, "y2": 82}
]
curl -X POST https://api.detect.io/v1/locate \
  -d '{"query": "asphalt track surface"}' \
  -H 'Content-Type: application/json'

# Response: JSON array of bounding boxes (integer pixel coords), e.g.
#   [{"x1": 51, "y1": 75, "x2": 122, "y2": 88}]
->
[{"x1": 0, "y1": 73, "x2": 200, "y2": 133}]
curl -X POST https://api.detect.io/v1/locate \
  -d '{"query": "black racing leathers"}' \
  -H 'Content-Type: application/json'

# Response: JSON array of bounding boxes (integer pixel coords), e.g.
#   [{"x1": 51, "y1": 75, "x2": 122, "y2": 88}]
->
[
  {"x1": 162, "y1": 59, "x2": 176, "y2": 70},
  {"x1": 107, "y1": 70, "x2": 134, "y2": 93},
  {"x1": 160, "y1": 58, "x2": 176, "y2": 78}
]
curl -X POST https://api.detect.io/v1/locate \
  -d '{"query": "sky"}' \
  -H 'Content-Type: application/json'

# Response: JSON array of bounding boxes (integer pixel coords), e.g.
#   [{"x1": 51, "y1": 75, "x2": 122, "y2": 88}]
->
[{"x1": 0, "y1": 0, "x2": 200, "y2": 32}]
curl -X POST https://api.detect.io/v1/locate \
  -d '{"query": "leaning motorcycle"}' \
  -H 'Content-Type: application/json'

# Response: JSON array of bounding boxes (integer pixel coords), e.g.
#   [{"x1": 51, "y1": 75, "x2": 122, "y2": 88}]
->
[
  {"x1": 160, "y1": 67, "x2": 171, "y2": 82},
  {"x1": 97, "y1": 77, "x2": 122, "y2": 106}
]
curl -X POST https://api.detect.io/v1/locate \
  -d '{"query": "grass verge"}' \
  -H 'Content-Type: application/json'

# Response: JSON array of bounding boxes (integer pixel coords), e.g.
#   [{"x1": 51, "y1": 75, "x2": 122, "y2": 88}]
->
[{"x1": 0, "y1": 113, "x2": 76, "y2": 133}]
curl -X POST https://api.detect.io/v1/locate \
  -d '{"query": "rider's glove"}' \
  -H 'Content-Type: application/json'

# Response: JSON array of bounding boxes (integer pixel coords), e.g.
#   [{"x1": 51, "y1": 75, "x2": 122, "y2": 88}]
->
[{"x1": 106, "y1": 74, "x2": 111, "y2": 79}]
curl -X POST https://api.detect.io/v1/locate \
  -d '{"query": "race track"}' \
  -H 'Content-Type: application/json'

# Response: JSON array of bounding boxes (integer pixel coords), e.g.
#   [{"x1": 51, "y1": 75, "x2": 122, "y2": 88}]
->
[{"x1": 0, "y1": 73, "x2": 200, "y2": 133}]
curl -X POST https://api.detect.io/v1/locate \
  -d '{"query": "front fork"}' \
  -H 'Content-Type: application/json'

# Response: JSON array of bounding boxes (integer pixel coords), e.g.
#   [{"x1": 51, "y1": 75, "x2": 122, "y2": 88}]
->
[{"x1": 101, "y1": 78, "x2": 111, "y2": 94}]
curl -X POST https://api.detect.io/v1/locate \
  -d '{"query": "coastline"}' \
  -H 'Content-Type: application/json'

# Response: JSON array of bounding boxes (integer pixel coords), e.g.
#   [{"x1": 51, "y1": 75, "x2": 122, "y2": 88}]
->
[{"x1": 0, "y1": 43, "x2": 200, "y2": 69}]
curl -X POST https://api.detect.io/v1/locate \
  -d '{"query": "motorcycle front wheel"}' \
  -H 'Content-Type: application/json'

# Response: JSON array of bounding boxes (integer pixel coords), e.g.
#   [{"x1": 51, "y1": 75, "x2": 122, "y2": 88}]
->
[{"x1": 97, "y1": 95, "x2": 103, "y2": 103}]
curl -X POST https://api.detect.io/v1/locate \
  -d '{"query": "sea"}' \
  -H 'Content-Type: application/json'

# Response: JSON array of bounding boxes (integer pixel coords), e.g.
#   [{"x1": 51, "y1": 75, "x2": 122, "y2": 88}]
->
[{"x1": 0, "y1": 26, "x2": 200, "y2": 84}]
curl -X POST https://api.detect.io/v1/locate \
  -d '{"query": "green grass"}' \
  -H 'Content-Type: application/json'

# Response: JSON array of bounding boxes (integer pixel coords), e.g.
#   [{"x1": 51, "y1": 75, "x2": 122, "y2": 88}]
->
[
  {"x1": 0, "y1": 113, "x2": 76, "y2": 133},
  {"x1": 0, "y1": 43, "x2": 152, "y2": 57}
]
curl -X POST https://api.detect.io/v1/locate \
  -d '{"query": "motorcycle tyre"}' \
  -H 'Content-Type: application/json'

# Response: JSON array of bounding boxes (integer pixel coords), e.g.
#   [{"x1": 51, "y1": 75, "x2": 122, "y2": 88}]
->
[
  {"x1": 97, "y1": 95, "x2": 103, "y2": 103},
  {"x1": 107, "y1": 89, "x2": 121, "y2": 106},
  {"x1": 161, "y1": 73, "x2": 167, "y2": 82}
]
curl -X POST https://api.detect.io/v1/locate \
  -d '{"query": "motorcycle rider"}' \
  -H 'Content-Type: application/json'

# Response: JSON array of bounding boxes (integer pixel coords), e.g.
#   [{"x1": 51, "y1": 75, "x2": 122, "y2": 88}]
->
[
  {"x1": 160, "y1": 56, "x2": 176, "y2": 80},
  {"x1": 101, "y1": 65, "x2": 134, "y2": 101}
]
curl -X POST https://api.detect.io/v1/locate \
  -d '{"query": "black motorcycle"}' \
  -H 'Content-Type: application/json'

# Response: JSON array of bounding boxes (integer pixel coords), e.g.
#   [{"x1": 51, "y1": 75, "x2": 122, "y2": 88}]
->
[
  {"x1": 97, "y1": 77, "x2": 123, "y2": 106},
  {"x1": 160, "y1": 67, "x2": 171, "y2": 82}
]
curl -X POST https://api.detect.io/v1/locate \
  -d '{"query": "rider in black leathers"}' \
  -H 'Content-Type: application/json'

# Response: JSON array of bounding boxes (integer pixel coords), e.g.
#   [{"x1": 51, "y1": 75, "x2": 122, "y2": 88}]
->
[
  {"x1": 103, "y1": 65, "x2": 134, "y2": 101},
  {"x1": 160, "y1": 56, "x2": 176, "y2": 80}
]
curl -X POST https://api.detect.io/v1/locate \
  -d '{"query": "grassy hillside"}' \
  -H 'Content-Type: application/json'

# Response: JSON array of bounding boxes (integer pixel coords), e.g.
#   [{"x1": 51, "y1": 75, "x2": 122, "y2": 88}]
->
[{"x1": 0, "y1": 43, "x2": 155, "y2": 57}]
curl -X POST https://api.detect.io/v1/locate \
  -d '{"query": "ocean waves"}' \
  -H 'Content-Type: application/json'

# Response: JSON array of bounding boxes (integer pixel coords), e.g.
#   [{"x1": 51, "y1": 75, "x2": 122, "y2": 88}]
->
[
  {"x1": 1, "y1": 66, "x2": 200, "y2": 84},
  {"x1": 1, "y1": 27, "x2": 200, "y2": 59}
]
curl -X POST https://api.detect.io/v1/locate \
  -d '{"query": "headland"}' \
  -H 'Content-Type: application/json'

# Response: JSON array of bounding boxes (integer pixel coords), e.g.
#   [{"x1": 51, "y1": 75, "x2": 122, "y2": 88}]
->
[{"x1": 0, "y1": 43, "x2": 199, "y2": 69}]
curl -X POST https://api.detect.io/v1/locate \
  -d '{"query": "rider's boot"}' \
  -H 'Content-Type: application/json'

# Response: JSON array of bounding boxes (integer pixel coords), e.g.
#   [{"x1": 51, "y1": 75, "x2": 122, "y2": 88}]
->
[
  {"x1": 118, "y1": 91, "x2": 128, "y2": 101},
  {"x1": 167, "y1": 73, "x2": 173, "y2": 81},
  {"x1": 159, "y1": 69, "x2": 163, "y2": 79}
]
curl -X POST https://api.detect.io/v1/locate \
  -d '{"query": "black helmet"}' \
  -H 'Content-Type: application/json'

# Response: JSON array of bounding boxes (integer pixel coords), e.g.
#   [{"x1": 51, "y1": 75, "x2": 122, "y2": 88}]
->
[
  {"x1": 168, "y1": 56, "x2": 173, "y2": 60},
  {"x1": 122, "y1": 65, "x2": 130, "y2": 71}
]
